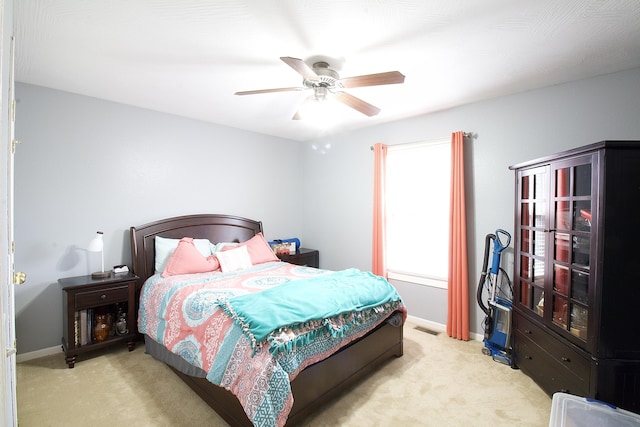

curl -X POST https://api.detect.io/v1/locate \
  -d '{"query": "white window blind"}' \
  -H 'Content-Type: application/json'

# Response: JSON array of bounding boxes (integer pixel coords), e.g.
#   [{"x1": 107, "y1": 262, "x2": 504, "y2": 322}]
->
[{"x1": 386, "y1": 139, "x2": 451, "y2": 288}]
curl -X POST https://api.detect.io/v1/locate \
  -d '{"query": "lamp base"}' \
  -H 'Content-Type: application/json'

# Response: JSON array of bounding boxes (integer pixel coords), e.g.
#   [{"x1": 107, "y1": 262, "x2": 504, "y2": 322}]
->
[{"x1": 91, "y1": 271, "x2": 111, "y2": 279}]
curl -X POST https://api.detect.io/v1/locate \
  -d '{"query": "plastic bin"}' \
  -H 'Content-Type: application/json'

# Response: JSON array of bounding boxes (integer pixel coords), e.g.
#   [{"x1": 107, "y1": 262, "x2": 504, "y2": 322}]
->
[{"x1": 549, "y1": 393, "x2": 640, "y2": 427}]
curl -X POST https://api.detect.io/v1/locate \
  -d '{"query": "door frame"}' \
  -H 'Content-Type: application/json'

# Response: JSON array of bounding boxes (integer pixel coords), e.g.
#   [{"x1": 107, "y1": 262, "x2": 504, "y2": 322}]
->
[{"x1": 1, "y1": 0, "x2": 17, "y2": 425}]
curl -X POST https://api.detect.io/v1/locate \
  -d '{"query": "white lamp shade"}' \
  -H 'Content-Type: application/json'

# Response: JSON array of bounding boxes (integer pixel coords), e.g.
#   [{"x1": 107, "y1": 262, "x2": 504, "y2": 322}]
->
[
  {"x1": 88, "y1": 231, "x2": 104, "y2": 252},
  {"x1": 88, "y1": 231, "x2": 109, "y2": 278}
]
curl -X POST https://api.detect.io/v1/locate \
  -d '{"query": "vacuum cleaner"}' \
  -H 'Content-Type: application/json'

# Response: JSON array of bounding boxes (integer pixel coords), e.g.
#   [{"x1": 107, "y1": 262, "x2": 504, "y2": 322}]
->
[{"x1": 476, "y1": 229, "x2": 513, "y2": 365}]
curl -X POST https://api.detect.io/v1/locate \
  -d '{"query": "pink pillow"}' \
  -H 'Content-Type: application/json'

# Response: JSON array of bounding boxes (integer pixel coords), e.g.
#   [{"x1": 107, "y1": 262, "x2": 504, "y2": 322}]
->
[
  {"x1": 162, "y1": 237, "x2": 220, "y2": 277},
  {"x1": 222, "y1": 233, "x2": 279, "y2": 265}
]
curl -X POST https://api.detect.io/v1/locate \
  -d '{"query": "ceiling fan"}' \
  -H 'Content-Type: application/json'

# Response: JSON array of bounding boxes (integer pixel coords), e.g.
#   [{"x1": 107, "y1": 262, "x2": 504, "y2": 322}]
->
[{"x1": 234, "y1": 57, "x2": 405, "y2": 120}]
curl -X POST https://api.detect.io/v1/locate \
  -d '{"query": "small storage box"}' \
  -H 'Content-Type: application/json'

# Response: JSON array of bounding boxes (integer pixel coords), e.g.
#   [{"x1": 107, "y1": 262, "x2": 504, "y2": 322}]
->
[{"x1": 549, "y1": 393, "x2": 640, "y2": 427}]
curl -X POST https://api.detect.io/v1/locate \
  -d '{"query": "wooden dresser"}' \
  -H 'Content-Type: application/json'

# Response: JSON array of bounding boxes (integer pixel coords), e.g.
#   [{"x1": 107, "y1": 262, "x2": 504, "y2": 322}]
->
[{"x1": 510, "y1": 141, "x2": 640, "y2": 413}]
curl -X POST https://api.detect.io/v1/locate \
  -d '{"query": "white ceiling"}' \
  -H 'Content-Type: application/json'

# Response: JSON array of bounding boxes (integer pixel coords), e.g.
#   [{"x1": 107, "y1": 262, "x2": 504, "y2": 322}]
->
[{"x1": 14, "y1": 0, "x2": 640, "y2": 142}]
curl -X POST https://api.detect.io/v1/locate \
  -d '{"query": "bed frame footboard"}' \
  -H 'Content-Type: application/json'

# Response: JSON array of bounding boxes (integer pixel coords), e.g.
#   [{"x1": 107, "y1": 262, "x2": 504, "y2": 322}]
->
[{"x1": 170, "y1": 317, "x2": 403, "y2": 426}]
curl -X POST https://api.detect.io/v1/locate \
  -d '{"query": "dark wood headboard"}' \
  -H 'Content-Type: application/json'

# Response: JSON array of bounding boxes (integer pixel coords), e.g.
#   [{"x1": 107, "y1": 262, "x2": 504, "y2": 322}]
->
[{"x1": 130, "y1": 214, "x2": 263, "y2": 284}]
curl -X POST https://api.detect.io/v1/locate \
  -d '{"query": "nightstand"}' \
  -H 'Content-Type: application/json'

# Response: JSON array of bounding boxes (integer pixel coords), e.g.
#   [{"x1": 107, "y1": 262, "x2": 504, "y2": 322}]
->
[
  {"x1": 59, "y1": 272, "x2": 138, "y2": 368},
  {"x1": 277, "y1": 248, "x2": 319, "y2": 268}
]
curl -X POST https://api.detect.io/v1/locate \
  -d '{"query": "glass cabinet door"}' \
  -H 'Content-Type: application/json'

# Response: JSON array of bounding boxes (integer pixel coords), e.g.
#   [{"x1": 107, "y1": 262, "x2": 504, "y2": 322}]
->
[
  {"x1": 550, "y1": 157, "x2": 594, "y2": 341},
  {"x1": 516, "y1": 166, "x2": 548, "y2": 317}
]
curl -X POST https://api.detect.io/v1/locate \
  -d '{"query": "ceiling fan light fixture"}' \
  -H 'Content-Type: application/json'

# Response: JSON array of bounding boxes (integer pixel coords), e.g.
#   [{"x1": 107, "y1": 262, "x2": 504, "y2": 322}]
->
[
  {"x1": 296, "y1": 96, "x2": 342, "y2": 125},
  {"x1": 313, "y1": 86, "x2": 329, "y2": 101}
]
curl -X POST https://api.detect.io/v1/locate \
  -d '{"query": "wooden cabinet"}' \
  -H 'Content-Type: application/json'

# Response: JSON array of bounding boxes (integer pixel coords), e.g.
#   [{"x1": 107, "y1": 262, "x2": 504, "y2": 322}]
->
[
  {"x1": 276, "y1": 248, "x2": 319, "y2": 268},
  {"x1": 510, "y1": 141, "x2": 640, "y2": 413},
  {"x1": 59, "y1": 272, "x2": 138, "y2": 368}
]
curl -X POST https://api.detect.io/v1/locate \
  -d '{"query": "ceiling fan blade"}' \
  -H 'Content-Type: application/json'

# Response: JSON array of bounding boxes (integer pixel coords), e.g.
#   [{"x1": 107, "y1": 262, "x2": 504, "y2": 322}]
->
[
  {"x1": 340, "y1": 71, "x2": 405, "y2": 88},
  {"x1": 280, "y1": 57, "x2": 319, "y2": 81},
  {"x1": 235, "y1": 87, "x2": 303, "y2": 95},
  {"x1": 292, "y1": 96, "x2": 314, "y2": 120},
  {"x1": 335, "y1": 92, "x2": 381, "y2": 117}
]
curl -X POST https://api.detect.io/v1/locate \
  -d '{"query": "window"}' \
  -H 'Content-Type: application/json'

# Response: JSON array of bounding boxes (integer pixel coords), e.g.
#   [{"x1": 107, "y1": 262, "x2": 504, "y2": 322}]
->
[{"x1": 385, "y1": 139, "x2": 451, "y2": 288}]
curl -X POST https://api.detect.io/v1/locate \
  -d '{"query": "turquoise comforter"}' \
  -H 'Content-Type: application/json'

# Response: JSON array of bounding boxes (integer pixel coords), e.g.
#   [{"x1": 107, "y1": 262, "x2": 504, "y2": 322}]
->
[{"x1": 218, "y1": 268, "x2": 403, "y2": 355}]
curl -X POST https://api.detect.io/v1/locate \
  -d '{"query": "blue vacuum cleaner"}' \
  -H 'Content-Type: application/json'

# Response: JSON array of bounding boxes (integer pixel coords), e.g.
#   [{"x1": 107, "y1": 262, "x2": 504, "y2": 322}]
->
[{"x1": 476, "y1": 229, "x2": 513, "y2": 365}]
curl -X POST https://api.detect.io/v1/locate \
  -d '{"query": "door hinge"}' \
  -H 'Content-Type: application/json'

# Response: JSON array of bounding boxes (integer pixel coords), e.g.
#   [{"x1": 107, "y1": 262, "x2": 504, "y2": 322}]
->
[
  {"x1": 5, "y1": 339, "x2": 16, "y2": 357},
  {"x1": 11, "y1": 139, "x2": 21, "y2": 154},
  {"x1": 7, "y1": 346, "x2": 16, "y2": 358}
]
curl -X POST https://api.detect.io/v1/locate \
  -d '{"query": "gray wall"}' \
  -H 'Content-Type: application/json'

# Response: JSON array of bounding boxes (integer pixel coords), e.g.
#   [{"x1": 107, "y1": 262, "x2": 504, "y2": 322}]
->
[
  {"x1": 14, "y1": 66, "x2": 640, "y2": 354},
  {"x1": 300, "y1": 67, "x2": 640, "y2": 334},
  {"x1": 14, "y1": 84, "x2": 303, "y2": 354}
]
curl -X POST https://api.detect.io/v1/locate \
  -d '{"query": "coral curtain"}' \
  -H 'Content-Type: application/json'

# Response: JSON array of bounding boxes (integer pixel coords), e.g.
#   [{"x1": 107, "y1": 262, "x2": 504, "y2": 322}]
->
[
  {"x1": 372, "y1": 143, "x2": 388, "y2": 277},
  {"x1": 447, "y1": 131, "x2": 469, "y2": 340}
]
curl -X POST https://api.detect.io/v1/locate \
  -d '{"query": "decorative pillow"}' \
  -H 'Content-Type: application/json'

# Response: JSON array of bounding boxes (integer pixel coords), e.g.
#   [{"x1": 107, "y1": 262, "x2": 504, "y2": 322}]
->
[
  {"x1": 215, "y1": 245, "x2": 253, "y2": 273},
  {"x1": 222, "y1": 233, "x2": 280, "y2": 265},
  {"x1": 162, "y1": 238, "x2": 220, "y2": 277},
  {"x1": 155, "y1": 236, "x2": 211, "y2": 273}
]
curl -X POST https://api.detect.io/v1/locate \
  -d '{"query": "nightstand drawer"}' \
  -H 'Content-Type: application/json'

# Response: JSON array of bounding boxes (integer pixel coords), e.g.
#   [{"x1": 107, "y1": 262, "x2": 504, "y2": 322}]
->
[{"x1": 75, "y1": 285, "x2": 129, "y2": 310}]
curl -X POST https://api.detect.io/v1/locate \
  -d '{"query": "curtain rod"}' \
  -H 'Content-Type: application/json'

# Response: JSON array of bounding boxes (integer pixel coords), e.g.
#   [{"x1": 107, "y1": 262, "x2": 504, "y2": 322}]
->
[{"x1": 370, "y1": 132, "x2": 475, "y2": 151}]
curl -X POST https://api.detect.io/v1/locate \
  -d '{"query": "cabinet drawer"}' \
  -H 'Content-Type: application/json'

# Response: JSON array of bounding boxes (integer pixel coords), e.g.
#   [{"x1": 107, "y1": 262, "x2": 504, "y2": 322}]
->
[
  {"x1": 75, "y1": 285, "x2": 129, "y2": 310},
  {"x1": 515, "y1": 330, "x2": 589, "y2": 396},
  {"x1": 515, "y1": 314, "x2": 590, "y2": 382}
]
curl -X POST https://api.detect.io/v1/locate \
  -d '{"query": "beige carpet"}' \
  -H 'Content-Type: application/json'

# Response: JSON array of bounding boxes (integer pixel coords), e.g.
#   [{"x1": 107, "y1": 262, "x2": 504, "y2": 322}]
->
[{"x1": 17, "y1": 322, "x2": 551, "y2": 426}]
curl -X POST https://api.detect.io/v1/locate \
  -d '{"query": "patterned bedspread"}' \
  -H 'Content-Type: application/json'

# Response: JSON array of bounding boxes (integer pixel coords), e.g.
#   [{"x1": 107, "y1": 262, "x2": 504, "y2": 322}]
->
[{"x1": 138, "y1": 261, "x2": 405, "y2": 427}]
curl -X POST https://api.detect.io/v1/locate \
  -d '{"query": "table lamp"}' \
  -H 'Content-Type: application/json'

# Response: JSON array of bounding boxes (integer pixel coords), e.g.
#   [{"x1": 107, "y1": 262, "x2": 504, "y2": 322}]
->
[{"x1": 88, "y1": 231, "x2": 110, "y2": 279}]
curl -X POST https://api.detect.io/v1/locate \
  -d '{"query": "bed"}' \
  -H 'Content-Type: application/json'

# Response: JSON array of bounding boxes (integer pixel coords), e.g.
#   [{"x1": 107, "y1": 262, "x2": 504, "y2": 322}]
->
[{"x1": 130, "y1": 214, "x2": 405, "y2": 426}]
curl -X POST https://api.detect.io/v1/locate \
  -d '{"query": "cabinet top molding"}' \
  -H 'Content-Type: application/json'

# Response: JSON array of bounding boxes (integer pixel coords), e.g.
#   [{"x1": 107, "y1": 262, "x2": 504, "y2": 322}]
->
[{"x1": 509, "y1": 140, "x2": 640, "y2": 170}]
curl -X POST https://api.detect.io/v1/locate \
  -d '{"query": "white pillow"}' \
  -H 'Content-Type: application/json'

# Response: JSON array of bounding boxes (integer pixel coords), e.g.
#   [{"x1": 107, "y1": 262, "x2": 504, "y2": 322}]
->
[
  {"x1": 155, "y1": 236, "x2": 212, "y2": 273},
  {"x1": 211, "y1": 241, "x2": 238, "y2": 253},
  {"x1": 215, "y1": 245, "x2": 252, "y2": 273}
]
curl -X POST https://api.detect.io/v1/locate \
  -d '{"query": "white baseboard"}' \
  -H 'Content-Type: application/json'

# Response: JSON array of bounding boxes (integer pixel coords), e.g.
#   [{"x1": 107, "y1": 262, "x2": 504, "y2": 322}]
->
[
  {"x1": 17, "y1": 345, "x2": 62, "y2": 363},
  {"x1": 406, "y1": 314, "x2": 483, "y2": 341},
  {"x1": 17, "y1": 316, "x2": 482, "y2": 363},
  {"x1": 406, "y1": 314, "x2": 446, "y2": 332}
]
